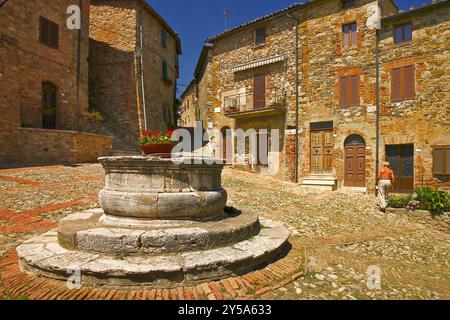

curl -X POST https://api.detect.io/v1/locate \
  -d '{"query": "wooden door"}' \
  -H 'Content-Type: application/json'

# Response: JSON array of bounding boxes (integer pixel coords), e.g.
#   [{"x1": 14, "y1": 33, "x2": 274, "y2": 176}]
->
[
  {"x1": 344, "y1": 144, "x2": 366, "y2": 187},
  {"x1": 311, "y1": 130, "x2": 333, "y2": 174},
  {"x1": 253, "y1": 74, "x2": 266, "y2": 109},
  {"x1": 385, "y1": 144, "x2": 414, "y2": 192}
]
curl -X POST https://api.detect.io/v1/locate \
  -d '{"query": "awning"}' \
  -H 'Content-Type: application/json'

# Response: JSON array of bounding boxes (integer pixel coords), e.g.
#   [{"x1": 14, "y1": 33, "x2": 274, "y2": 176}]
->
[{"x1": 232, "y1": 55, "x2": 287, "y2": 73}]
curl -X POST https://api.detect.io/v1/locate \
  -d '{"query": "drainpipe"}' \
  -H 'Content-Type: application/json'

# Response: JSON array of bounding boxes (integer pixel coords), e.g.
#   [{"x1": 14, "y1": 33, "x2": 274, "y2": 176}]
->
[
  {"x1": 287, "y1": 14, "x2": 300, "y2": 183},
  {"x1": 375, "y1": 28, "x2": 380, "y2": 196},
  {"x1": 76, "y1": 0, "x2": 83, "y2": 132},
  {"x1": 139, "y1": 23, "x2": 148, "y2": 131}
]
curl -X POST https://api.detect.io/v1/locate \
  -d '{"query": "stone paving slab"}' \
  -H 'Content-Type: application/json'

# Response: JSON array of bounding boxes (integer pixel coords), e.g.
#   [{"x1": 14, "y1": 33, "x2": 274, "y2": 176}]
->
[{"x1": 0, "y1": 164, "x2": 449, "y2": 300}]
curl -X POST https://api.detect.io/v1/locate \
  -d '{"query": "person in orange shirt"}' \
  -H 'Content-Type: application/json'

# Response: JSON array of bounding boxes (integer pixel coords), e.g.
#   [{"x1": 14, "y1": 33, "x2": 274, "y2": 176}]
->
[{"x1": 378, "y1": 162, "x2": 396, "y2": 211}]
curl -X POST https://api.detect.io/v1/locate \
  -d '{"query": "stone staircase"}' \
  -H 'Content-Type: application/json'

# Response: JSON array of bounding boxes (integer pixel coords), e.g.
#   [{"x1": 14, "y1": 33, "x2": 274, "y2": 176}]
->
[{"x1": 300, "y1": 174, "x2": 338, "y2": 191}]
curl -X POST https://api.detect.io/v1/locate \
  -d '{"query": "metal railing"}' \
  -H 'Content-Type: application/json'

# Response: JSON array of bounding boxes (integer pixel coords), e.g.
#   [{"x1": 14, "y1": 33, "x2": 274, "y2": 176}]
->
[{"x1": 224, "y1": 88, "x2": 286, "y2": 114}]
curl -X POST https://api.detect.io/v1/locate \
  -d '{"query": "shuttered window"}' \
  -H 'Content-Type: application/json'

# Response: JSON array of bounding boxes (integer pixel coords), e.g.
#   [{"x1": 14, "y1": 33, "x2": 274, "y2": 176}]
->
[
  {"x1": 161, "y1": 29, "x2": 167, "y2": 48},
  {"x1": 342, "y1": 22, "x2": 357, "y2": 48},
  {"x1": 391, "y1": 65, "x2": 415, "y2": 102},
  {"x1": 162, "y1": 61, "x2": 168, "y2": 80},
  {"x1": 339, "y1": 75, "x2": 360, "y2": 107},
  {"x1": 433, "y1": 146, "x2": 450, "y2": 177},
  {"x1": 39, "y1": 16, "x2": 59, "y2": 49},
  {"x1": 255, "y1": 28, "x2": 266, "y2": 45},
  {"x1": 394, "y1": 23, "x2": 413, "y2": 44}
]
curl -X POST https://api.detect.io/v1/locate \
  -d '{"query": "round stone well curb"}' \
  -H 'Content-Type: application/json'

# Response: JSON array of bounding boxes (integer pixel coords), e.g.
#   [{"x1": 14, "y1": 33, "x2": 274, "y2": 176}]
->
[{"x1": 17, "y1": 217, "x2": 290, "y2": 288}]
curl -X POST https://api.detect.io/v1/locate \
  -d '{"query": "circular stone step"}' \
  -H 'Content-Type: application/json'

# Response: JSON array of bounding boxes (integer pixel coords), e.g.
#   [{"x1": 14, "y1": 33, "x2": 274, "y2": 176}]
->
[
  {"x1": 57, "y1": 209, "x2": 261, "y2": 254},
  {"x1": 17, "y1": 218, "x2": 290, "y2": 288}
]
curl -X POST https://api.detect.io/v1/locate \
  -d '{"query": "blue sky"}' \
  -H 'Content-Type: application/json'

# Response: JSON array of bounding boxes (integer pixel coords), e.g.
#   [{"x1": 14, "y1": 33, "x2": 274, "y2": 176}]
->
[{"x1": 147, "y1": 0, "x2": 434, "y2": 96}]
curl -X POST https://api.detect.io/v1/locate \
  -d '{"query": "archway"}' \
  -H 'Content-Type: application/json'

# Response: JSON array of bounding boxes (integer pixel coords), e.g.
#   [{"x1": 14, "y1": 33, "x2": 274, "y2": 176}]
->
[{"x1": 344, "y1": 134, "x2": 366, "y2": 187}]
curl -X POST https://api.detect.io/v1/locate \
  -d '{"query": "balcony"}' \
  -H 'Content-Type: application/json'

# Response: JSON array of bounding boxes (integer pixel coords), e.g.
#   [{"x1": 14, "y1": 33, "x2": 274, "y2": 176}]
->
[{"x1": 224, "y1": 88, "x2": 286, "y2": 119}]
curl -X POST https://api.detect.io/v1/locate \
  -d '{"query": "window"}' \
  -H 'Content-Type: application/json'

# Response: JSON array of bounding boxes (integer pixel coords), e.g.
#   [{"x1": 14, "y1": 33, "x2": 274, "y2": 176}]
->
[
  {"x1": 343, "y1": 0, "x2": 356, "y2": 9},
  {"x1": 433, "y1": 146, "x2": 450, "y2": 177},
  {"x1": 255, "y1": 28, "x2": 266, "y2": 45},
  {"x1": 162, "y1": 61, "x2": 168, "y2": 80},
  {"x1": 339, "y1": 75, "x2": 360, "y2": 107},
  {"x1": 41, "y1": 82, "x2": 57, "y2": 129},
  {"x1": 342, "y1": 22, "x2": 357, "y2": 48},
  {"x1": 39, "y1": 16, "x2": 59, "y2": 49},
  {"x1": 161, "y1": 29, "x2": 167, "y2": 48},
  {"x1": 391, "y1": 65, "x2": 415, "y2": 102},
  {"x1": 394, "y1": 23, "x2": 413, "y2": 44}
]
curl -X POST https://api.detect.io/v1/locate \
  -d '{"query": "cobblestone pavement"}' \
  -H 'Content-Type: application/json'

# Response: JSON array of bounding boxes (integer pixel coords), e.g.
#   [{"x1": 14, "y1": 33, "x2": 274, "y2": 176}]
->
[{"x1": 0, "y1": 164, "x2": 448, "y2": 300}]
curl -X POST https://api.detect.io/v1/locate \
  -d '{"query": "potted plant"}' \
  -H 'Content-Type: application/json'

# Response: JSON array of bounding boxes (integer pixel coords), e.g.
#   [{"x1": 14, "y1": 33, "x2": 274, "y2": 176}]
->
[
  {"x1": 139, "y1": 130, "x2": 177, "y2": 156},
  {"x1": 86, "y1": 110, "x2": 104, "y2": 123}
]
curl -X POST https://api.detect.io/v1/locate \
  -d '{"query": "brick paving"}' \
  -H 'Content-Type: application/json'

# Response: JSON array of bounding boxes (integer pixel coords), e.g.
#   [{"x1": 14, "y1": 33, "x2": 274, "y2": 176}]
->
[{"x1": 0, "y1": 164, "x2": 448, "y2": 300}]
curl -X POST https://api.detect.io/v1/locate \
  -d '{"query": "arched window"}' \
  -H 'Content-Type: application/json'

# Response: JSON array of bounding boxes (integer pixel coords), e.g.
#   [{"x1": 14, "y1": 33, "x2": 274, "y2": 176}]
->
[
  {"x1": 344, "y1": 134, "x2": 365, "y2": 146},
  {"x1": 41, "y1": 82, "x2": 57, "y2": 129}
]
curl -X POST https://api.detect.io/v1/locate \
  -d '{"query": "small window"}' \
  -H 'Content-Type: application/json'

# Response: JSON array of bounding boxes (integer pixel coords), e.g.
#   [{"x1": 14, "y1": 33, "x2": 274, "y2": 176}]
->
[
  {"x1": 394, "y1": 23, "x2": 413, "y2": 44},
  {"x1": 255, "y1": 28, "x2": 266, "y2": 45},
  {"x1": 433, "y1": 146, "x2": 450, "y2": 178},
  {"x1": 342, "y1": 22, "x2": 357, "y2": 48},
  {"x1": 39, "y1": 16, "x2": 59, "y2": 49},
  {"x1": 162, "y1": 61, "x2": 168, "y2": 80},
  {"x1": 161, "y1": 29, "x2": 167, "y2": 48},
  {"x1": 339, "y1": 75, "x2": 360, "y2": 107},
  {"x1": 391, "y1": 65, "x2": 415, "y2": 102},
  {"x1": 343, "y1": 0, "x2": 356, "y2": 9}
]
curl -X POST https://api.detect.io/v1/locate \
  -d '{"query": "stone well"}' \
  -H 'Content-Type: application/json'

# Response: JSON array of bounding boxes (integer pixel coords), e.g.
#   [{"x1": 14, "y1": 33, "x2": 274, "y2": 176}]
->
[{"x1": 17, "y1": 156, "x2": 290, "y2": 288}]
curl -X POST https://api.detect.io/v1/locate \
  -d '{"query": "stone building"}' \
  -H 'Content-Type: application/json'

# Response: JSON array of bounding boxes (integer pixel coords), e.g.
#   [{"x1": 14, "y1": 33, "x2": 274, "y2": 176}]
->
[
  {"x1": 89, "y1": 0, "x2": 182, "y2": 150},
  {"x1": 179, "y1": 80, "x2": 196, "y2": 127},
  {"x1": 181, "y1": 0, "x2": 449, "y2": 192},
  {"x1": 0, "y1": 0, "x2": 112, "y2": 165}
]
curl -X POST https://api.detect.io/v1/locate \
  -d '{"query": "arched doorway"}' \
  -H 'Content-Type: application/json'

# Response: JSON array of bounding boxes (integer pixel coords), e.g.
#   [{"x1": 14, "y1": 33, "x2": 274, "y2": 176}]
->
[
  {"x1": 221, "y1": 127, "x2": 232, "y2": 164},
  {"x1": 344, "y1": 134, "x2": 366, "y2": 187}
]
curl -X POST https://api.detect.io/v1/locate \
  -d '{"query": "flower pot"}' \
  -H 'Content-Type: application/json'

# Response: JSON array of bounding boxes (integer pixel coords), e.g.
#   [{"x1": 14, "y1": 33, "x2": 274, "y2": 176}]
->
[{"x1": 141, "y1": 143, "x2": 173, "y2": 157}]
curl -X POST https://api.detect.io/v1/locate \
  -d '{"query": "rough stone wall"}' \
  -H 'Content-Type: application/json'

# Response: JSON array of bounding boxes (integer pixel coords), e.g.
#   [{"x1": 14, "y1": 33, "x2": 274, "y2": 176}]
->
[
  {"x1": 89, "y1": 0, "x2": 179, "y2": 148},
  {"x1": 0, "y1": 0, "x2": 90, "y2": 163},
  {"x1": 298, "y1": 0, "x2": 382, "y2": 190},
  {"x1": 180, "y1": 84, "x2": 196, "y2": 127},
  {"x1": 89, "y1": 0, "x2": 139, "y2": 148},
  {"x1": 379, "y1": 4, "x2": 450, "y2": 189},
  {"x1": 207, "y1": 14, "x2": 297, "y2": 180},
  {"x1": 138, "y1": 0, "x2": 178, "y2": 133},
  {"x1": 17, "y1": 128, "x2": 112, "y2": 164}
]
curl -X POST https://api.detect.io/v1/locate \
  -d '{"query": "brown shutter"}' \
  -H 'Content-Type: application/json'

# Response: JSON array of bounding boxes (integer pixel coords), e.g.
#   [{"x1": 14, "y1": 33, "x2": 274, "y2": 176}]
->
[
  {"x1": 433, "y1": 147, "x2": 445, "y2": 175},
  {"x1": 350, "y1": 75, "x2": 360, "y2": 106},
  {"x1": 340, "y1": 76, "x2": 348, "y2": 107},
  {"x1": 403, "y1": 65, "x2": 415, "y2": 100},
  {"x1": 391, "y1": 68, "x2": 402, "y2": 102},
  {"x1": 446, "y1": 147, "x2": 450, "y2": 175},
  {"x1": 253, "y1": 74, "x2": 266, "y2": 109},
  {"x1": 40, "y1": 17, "x2": 48, "y2": 44}
]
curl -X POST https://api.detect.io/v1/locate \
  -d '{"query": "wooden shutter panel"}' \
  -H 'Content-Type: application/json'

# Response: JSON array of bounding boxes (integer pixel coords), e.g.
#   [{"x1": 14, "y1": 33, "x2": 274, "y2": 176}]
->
[
  {"x1": 50, "y1": 22, "x2": 59, "y2": 48},
  {"x1": 350, "y1": 75, "x2": 359, "y2": 106},
  {"x1": 403, "y1": 65, "x2": 415, "y2": 100},
  {"x1": 433, "y1": 147, "x2": 445, "y2": 175},
  {"x1": 40, "y1": 17, "x2": 48, "y2": 44},
  {"x1": 391, "y1": 68, "x2": 402, "y2": 102},
  {"x1": 351, "y1": 23, "x2": 357, "y2": 46},
  {"x1": 446, "y1": 147, "x2": 450, "y2": 175},
  {"x1": 340, "y1": 76, "x2": 348, "y2": 107}
]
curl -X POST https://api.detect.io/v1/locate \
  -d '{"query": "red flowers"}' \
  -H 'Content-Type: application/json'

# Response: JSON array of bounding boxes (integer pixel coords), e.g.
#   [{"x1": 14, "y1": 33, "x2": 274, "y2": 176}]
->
[{"x1": 139, "y1": 129, "x2": 177, "y2": 145}]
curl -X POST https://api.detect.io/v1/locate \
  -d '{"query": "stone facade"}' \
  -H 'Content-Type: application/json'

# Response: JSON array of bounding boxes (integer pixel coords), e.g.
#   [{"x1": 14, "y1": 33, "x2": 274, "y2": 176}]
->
[
  {"x1": 181, "y1": 0, "x2": 449, "y2": 192},
  {"x1": 0, "y1": 0, "x2": 112, "y2": 164},
  {"x1": 179, "y1": 81, "x2": 196, "y2": 127},
  {"x1": 89, "y1": 0, "x2": 181, "y2": 149}
]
